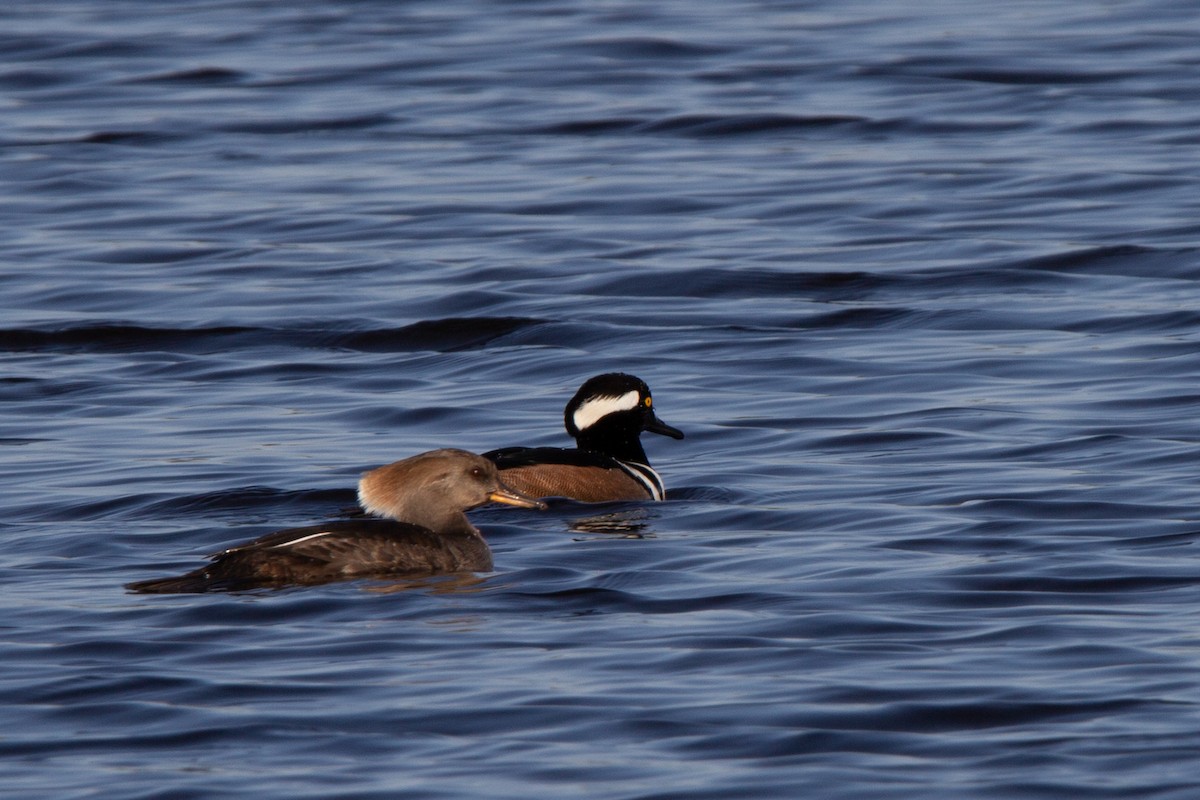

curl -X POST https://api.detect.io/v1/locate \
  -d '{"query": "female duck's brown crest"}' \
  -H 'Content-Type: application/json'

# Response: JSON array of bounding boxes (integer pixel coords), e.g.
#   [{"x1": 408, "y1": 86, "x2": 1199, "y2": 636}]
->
[{"x1": 358, "y1": 448, "x2": 544, "y2": 530}]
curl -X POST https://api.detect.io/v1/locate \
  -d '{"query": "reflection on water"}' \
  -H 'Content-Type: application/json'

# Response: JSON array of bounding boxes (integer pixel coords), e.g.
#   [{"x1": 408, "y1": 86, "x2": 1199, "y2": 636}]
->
[
  {"x1": 567, "y1": 507, "x2": 653, "y2": 537},
  {"x1": 363, "y1": 573, "x2": 494, "y2": 596}
]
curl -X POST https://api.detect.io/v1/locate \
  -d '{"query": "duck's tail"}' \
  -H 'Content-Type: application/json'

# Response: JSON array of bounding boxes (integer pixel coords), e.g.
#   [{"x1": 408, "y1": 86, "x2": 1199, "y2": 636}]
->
[{"x1": 125, "y1": 569, "x2": 214, "y2": 594}]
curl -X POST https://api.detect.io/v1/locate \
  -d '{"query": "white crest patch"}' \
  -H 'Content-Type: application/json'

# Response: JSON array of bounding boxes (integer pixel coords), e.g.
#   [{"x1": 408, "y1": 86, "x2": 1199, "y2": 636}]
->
[{"x1": 572, "y1": 389, "x2": 641, "y2": 432}]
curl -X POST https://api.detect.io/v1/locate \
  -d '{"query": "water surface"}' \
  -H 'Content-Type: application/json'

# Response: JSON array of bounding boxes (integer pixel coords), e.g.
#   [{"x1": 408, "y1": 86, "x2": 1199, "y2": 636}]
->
[{"x1": 3, "y1": 1, "x2": 1200, "y2": 798}]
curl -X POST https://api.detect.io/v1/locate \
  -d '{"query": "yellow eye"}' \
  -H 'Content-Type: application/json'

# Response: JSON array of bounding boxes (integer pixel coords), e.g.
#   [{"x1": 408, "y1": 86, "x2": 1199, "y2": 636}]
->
[{"x1": 644, "y1": 396, "x2": 653, "y2": 407}]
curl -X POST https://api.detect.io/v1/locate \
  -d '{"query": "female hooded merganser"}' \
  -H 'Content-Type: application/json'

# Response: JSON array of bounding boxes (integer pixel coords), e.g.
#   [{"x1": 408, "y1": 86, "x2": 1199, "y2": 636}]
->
[
  {"x1": 126, "y1": 449, "x2": 545, "y2": 594},
  {"x1": 483, "y1": 373, "x2": 684, "y2": 503}
]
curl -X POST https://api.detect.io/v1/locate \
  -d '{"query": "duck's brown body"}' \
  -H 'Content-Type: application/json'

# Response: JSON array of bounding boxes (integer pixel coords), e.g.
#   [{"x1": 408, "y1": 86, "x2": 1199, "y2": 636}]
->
[
  {"x1": 486, "y1": 448, "x2": 662, "y2": 502},
  {"x1": 127, "y1": 449, "x2": 542, "y2": 594}
]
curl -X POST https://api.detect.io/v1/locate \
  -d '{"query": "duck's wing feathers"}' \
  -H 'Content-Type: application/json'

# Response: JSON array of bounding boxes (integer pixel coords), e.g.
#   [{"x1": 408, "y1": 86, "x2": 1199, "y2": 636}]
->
[
  {"x1": 127, "y1": 520, "x2": 492, "y2": 594},
  {"x1": 220, "y1": 519, "x2": 490, "y2": 574}
]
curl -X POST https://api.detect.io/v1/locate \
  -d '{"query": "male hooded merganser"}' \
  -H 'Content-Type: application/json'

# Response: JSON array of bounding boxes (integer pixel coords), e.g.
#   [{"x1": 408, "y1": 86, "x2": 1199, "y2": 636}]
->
[
  {"x1": 126, "y1": 449, "x2": 545, "y2": 593},
  {"x1": 483, "y1": 373, "x2": 684, "y2": 502}
]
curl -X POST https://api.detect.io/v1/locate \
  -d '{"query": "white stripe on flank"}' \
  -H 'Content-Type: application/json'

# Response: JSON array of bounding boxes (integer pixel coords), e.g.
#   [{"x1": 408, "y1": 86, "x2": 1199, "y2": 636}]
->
[
  {"x1": 617, "y1": 460, "x2": 666, "y2": 502},
  {"x1": 572, "y1": 389, "x2": 640, "y2": 432},
  {"x1": 268, "y1": 531, "x2": 333, "y2": 549}
]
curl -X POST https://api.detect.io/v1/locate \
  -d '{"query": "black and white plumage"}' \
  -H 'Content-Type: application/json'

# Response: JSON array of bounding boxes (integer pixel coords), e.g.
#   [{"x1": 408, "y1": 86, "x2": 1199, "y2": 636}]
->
[
  {"x1": 126, "y1": 449, "x2": 545, "y2": 594},
  {"x1": 484, "y1": 373, "x2": 683, "y2": 502}
]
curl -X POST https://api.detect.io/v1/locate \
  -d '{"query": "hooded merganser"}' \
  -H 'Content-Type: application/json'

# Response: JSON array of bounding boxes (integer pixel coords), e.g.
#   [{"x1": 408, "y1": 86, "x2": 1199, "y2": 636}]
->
[
  {"x1": 483, "y1": 373, "x2": 684, "y2": 502},
  {"x1": 126, "y1": 449, "x2": 546, "y2": 593}
]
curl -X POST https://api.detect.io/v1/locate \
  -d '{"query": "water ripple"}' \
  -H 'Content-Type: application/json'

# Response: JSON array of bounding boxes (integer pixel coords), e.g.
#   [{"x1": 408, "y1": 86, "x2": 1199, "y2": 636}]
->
[{"x1": 4, "y1": 1, "x2": 1200, "y2": 798}]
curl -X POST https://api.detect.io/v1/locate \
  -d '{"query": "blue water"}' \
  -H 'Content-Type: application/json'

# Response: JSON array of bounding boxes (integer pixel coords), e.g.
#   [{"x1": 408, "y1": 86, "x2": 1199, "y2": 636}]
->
[{"x1": 4, "y1": 1, "x2": 1200, "y2": 797}]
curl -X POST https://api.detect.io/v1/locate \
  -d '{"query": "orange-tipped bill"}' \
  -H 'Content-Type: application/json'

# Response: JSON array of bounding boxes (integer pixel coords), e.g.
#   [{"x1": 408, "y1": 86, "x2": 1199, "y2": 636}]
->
[{"x1": 488, "y1": 483, "x2": 548, "y2": 511}]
